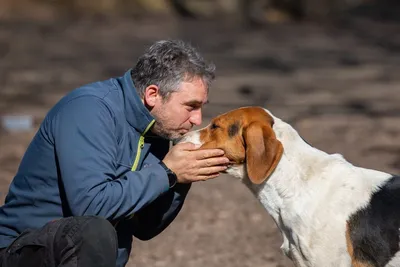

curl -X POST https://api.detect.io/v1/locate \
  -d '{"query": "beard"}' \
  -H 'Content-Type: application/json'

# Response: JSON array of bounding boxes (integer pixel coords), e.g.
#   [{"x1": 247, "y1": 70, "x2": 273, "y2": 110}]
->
[
  {"x1": 151, "y1": 121, "x2": 177, "y2": 140},
  {"x1": 151, "y1": 110, "x2": 185, "y2": 141}
]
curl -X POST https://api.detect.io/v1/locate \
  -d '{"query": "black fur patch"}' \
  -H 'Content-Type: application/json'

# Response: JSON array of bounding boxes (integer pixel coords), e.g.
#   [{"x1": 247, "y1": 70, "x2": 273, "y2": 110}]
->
[
  {"x1": 228, "y1": 122, "x2": 239, "y2": 138},
  {"x1": 347, "y1": 175, "x2": 400, "y2": 266}
]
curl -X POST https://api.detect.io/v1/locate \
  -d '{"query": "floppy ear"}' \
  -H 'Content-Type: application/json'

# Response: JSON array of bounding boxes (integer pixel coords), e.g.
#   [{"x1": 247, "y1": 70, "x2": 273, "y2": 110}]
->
[{"x1": 243, "y1": 121, "x2": 284, "y2": 184}]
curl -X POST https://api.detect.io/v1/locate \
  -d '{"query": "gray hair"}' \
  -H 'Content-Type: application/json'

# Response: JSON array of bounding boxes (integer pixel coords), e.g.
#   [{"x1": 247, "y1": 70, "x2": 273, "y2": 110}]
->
[{"x1": 131, "y1": 40, "x2": 216, "y2": 99}]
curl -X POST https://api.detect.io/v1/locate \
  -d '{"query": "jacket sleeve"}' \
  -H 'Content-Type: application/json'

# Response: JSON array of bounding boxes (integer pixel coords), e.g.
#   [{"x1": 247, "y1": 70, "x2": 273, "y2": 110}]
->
[
  {"x1": 52, "y1": 96, "x2": 170, "y2": 222},
  {"x1": 129, "y1": 182, "x2": 191, "y2": 240}
]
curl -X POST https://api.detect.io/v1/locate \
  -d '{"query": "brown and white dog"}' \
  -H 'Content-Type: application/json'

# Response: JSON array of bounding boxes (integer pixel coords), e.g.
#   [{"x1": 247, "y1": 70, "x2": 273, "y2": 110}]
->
[{"x1": 178, "y1": 106, "x2": 400, "y2": 267}]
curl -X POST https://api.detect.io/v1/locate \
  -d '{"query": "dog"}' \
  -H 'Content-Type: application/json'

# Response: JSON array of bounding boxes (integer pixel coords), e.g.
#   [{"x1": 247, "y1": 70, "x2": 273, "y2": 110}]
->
[{"x1": 178, "y1": 106, "x2": 400, "y2": 267}]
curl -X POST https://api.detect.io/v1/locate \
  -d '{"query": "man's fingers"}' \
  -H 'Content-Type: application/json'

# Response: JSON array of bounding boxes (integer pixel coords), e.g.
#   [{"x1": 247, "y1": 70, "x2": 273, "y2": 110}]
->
[
  {"x1": 197, "y1": 165, "x2": 228, "y2": 175},
  {"x1": 194, "y1": 148, "x2": 225, "y2": 160},
  {"x1": 200, "y1": 156, "x2": 230, "y2": 167}
]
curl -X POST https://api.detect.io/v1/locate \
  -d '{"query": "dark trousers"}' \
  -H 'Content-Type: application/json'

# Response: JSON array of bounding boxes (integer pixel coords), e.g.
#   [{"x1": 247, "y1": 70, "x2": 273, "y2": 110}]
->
[{"x1": 0, "y1": 216, "x2": 118, "y2": 267}]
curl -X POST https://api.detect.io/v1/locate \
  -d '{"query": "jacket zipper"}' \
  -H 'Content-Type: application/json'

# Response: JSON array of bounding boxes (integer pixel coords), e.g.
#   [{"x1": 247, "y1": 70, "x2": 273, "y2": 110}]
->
[
  {"x1": 131, "y1": 119, "x2": 155, "y2": 171},
  {"x1": 113, "y1": 119, "x2": 156, "y2": 227}
]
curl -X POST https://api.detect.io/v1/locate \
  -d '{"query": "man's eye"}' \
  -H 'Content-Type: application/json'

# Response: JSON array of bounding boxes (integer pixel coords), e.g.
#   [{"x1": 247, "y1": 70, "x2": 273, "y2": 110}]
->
[{"x1": 187, "y1": 105, "x2": 199, "y2": 111}]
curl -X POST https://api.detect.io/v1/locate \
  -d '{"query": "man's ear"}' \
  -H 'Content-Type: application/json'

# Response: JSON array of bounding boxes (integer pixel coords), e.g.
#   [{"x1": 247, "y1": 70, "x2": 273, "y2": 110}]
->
[
  {"x1": 243, "y1": 121, "x2": 283, "y2": 184},
  {"x1": 143, "y1": 85, "x2": 160, "y2": 108}
]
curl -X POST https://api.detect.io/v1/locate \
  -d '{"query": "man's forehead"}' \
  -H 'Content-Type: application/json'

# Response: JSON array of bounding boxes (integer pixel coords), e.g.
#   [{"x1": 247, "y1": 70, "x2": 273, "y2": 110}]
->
[
  {"x1": 180, "y1": 78, "x2": 207, "y2": 92},
  {"x1": 175, "y1": 88, "x2": 208, "y2": 102}
]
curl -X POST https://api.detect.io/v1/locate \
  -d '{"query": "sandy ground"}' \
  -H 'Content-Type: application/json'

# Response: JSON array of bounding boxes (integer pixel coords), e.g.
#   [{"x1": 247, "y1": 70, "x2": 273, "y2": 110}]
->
[{"x1": 0, "y1": 12, "x2": 400, "y2": 266}]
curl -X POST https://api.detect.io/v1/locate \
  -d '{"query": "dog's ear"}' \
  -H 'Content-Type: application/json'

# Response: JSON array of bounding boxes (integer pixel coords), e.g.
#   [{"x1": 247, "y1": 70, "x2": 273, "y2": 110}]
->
[{"x1": 243, "y1": 121, "x2": 283, "y2": 184}]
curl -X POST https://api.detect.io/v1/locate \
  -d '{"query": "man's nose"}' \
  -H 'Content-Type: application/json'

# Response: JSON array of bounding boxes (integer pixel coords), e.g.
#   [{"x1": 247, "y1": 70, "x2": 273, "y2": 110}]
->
[{"x1": 190, "y1": 109, "x2": 202, "y2": 126}]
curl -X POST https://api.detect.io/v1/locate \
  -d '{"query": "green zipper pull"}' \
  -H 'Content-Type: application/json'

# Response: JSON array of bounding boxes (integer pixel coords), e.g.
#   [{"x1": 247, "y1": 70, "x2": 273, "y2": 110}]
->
[
  {"x1": 140, "y1": 137, "x2": 145, "y2": 149},
  {"x1": 131, "y1": 120, "x2": 155, "y2": 171},
  {"x1": 132, "y1": 136, "x2": 145, "y2": 171}
]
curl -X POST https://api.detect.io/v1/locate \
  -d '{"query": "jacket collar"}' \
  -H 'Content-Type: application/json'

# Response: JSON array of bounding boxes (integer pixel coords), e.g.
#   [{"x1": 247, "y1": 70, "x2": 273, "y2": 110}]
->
[{"x1": 116, "y1": 69, "x2": 155, "y2": 134}]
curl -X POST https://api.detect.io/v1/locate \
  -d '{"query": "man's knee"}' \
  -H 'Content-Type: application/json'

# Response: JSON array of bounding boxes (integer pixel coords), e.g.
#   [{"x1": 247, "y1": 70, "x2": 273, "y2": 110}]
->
[
  {"x1": 54, "y1": 216, "x2": 118, "y2": 265},
  {"x1": 59, "y1": 216, "x2": 117, "y2": 247},
  {"x1": 80, "y1": 216, "x2": 117, "y2": 247}
]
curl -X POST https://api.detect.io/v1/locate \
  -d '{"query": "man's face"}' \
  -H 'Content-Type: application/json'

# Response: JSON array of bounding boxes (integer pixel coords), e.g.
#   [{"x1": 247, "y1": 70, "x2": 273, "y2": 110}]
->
[{"x1": 147, "y1": 77, "x2": 208, "y2": 140}]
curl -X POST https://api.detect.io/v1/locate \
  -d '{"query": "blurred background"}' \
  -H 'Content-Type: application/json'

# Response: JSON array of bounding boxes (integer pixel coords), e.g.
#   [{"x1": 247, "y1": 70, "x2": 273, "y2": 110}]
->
[{"x1": 1, "y1": 0, "x2": 400, "y2": 266}]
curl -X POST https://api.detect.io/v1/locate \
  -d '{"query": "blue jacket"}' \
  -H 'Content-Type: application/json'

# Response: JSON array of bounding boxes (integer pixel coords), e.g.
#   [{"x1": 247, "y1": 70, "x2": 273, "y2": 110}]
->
[{"x1": 0, "y1": 69, "x2": 191, "y2": 266}]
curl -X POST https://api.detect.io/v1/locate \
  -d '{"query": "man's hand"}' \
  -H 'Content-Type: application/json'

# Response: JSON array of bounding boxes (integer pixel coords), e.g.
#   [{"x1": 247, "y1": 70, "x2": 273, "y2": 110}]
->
[{"x1": 162, "y1": 142, "x2": 229, "y2": 183}]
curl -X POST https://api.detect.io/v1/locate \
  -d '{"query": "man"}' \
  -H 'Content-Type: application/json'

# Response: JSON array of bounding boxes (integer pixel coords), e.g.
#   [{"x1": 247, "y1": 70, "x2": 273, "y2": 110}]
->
[{"x1": 0, "y1": 40, "x2": 229, "y2": 267}]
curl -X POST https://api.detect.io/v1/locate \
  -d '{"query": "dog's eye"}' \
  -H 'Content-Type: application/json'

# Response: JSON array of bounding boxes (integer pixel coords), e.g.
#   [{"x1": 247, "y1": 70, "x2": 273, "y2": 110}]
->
[{"x1": 210, "y1": 123, "x2": 219, "y2": 130}]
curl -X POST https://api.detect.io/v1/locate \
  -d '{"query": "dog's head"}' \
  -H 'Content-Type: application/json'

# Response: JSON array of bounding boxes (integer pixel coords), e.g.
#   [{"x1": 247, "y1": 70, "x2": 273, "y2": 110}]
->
[{"x1": 178, "y1": 106, "x2": 284, "y2": 184}]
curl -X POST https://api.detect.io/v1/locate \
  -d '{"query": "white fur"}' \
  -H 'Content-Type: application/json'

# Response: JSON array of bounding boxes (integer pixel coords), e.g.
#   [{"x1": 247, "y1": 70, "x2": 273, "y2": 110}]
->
[
  {"x1": 181, "y1": 108, "x2": 394, "y2": 267},
  {"x1": 386, "y1": 248, "x2": 400, "y2": 267}
]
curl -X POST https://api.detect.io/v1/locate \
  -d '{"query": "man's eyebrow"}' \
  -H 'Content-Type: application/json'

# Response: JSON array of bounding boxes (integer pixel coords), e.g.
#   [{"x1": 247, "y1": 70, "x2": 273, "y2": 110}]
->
[{"x1": 184, "y1": 100, "x2": 209, "y2": 106}]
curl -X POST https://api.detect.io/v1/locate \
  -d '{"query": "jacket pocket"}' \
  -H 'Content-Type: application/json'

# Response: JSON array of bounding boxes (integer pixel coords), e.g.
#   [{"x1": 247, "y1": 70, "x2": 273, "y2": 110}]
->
[{"x1": 7, "y1": 229, "x2": 46, "y2": 254}]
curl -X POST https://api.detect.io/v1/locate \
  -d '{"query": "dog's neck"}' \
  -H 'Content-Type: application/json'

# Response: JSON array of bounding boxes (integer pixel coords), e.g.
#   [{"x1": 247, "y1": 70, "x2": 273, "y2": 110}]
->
[
  {"x1": 229, "y1": 120, "x2": 347, "y2": 263},
  {"x1": 229, "y1": 118, "x2": 344, "y2": 221},
  {"x1": 241, "y1": 117, "x2": 339, "y2": 205}
]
